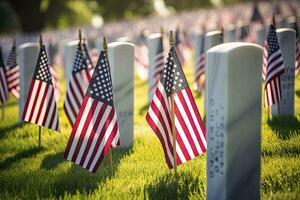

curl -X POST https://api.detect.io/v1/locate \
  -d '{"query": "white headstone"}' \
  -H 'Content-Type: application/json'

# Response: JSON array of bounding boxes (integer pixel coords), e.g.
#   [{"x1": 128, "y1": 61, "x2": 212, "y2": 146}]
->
[
  {"x1": 206, "y1": 42, "x2": 263, "y2": 200},
  {"x1": 205, "y1": 31, "x2": 223, "y2": 52},
  {"x1": 108, "y1": 42, "x2": 134, "y2": 148},
  {"x1": 271, "y1": 28, "x2": 296, "y2": 116},
  {"x1": 224, "y1": 25, "x2": 236, "y2": 42},
  {"x1": 203, "y1": 31, "x2": 223, "y2": 113},
  {"x1": 63, "y1": 40, "x2": 78, "y2": 81},
  {"x1": 147, "y1": 33, "x2": 162, "y2": 101},
  {"x1": 18, "y1": 43, "x2": 39, "y2": 121}
]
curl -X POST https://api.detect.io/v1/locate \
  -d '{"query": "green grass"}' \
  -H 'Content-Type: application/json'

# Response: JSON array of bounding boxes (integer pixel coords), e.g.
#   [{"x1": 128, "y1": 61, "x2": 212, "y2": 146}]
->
[{"x1": 0, "y1": 60, "x2": 300, "y2": 200}]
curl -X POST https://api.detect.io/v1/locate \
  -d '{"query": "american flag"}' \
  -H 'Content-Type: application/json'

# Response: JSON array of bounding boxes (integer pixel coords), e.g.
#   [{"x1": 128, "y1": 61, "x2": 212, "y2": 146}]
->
[
  {"x1": 296, "y1": 39, "x2": 300, "y2": 75},
  {"x1": 263, "y1": 23, "x2": 285, "y2": 107},
  {"x1": 6, "y1": 43, "x2": 20, "y2": 99},
  {"x1": 64, "y1": 42, "x2": 92, "y2": 126},
  {"x1": 22, "y1": 44, "x2": 60, "y2": 131},
  {"x1": 194, "y1": 36, "x2": 205, "y2": 92},
  {"x1": 248, "y1": 3, "x2": 264, "y2": 43},
  {"x1": 64, "y1": 50, "x2": 120, "y2": 173},
  {"x1": 0, "y1": 47, "x2": 8, "y2": 103},
  {"x1": 146, "y1": 47, "x2": 207, "y2": 169},
  {"x1": 134, "y1": 43, "x2": 149, "y2": 80},
  {"x1": 150, "y1": 38, "x2": 164, "y2": 97},
  {"x1": 294, "y1": 20, "x2": 300, "y2": 75}
]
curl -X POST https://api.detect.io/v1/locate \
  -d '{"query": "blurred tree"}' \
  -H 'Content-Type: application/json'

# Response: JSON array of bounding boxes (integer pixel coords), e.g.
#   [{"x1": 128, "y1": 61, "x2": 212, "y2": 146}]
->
[
  {"x1": 164, "y1": 0, "x2": 211, "y2": 11},
  {"x1": 0, "y1": 1, "x2": 20, "y2": 33},
  {"x1": 95, "y1": 0, "x2": 153, "y2": 21}
]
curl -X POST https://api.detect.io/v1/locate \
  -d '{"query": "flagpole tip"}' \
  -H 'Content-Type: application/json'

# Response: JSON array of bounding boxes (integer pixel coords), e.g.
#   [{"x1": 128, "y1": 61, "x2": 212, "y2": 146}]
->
[
  {"x1": 39, "y1": 34, "x2": 43, "y2": 46},
  {"x1": 103, "y1": 37, "x2": 108, "y2": 52},
  {"x1": 79, "y1": 29, "x2": 82, "y2": 44},
  {"x1": 272, "y1": 15, "x2": 276, "y2": 27},
  {"x1": 169, "y1": 31, "x2": 174, "y2": 47}
]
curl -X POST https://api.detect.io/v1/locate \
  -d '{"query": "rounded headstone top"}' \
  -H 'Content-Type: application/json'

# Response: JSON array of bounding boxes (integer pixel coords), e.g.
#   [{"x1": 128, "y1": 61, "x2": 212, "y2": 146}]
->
[
  {"x1": 108, "y1": 41, "x2": 134, "y2": 48},
  {"x1": 276, "y1": 28, "x2": 296, "y2": 34},
  {"x1": 206, "y1": 30, "x2": 222, "y2": 37},
  {"x1": 117, "y1": 36, "x2": 133, "y2": 43},
  {"x1": 191, "y1": 29, "x2": 205, "y2": 36},
  {"x1": 18, "y1": 42, "x2": 39, "y2": 49},
  {"x1": 207, "y1": 42, "x2": 262, "y2": 54},
  {"x1": 66, "y1": 40, "x2": 79, "y2": 46},
  {"x1": 225, "y1": 24, "x2": 236, "y2": 31},
  {"x1": 148, "y1": 33, "x2": 162, "y2": 40}
]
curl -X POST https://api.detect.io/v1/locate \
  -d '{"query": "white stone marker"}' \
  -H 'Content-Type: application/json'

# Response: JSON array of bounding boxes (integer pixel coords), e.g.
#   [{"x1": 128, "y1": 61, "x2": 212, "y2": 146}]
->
[
  {"x1": 108, "y1": 42, "x2": 134, "y2": 148},
  {"x1": 203, "y1": 31, "x2": 223, "y2": 113},
  {"x1": 18, "y1": 43, "x2": 39, "y2": 121},
  {"x1": 147, "y1": 33, "x2": 162, "y2": 101},
  {"x1": 224, "y1": 25, "x2": 236, "y2": 42},
  {"x1": 63, "y1": 40, "x2": 78, "y2": 81},
  {"x1": 271, "y1": 28, "x2": 296, "y2": 116},
  {"x1": 206, "y1": 43, "x2": 262, "y2": 200}
]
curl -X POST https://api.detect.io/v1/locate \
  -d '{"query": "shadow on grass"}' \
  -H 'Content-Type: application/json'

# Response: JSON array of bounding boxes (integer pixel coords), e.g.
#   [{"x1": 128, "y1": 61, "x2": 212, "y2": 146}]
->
[
  {"x1": 0, "y1": 147, "x2": 43, "y2": 170},
  {"x1": 0, "y1": 122, "x2": 24, "y2": 139},
  {"x1": 40, "y1": 152, "x2": 65, "y2": 170},
  {"x1": 267, "y1": 116, "x2": 300, "y2": 140},
  {"x1": 139, "y1": 103, "x2": 149, "y2": 115},
  {"x1": 145, "y1": 172, "x2": 201, "y2": 199},
  {"x1": 46, "y1": 147, "x2": 132, "y2": 198},
  {"x1": 296, "y1": 90, "x2": 300, "y2": 97}
]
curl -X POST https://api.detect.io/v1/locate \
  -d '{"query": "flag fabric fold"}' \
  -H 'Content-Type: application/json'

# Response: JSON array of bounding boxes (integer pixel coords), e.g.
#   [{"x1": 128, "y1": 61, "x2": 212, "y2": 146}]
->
[
  {"x1": 263, "y1": 23, "x2": 285, "y2": 107},
  {"x1": 64, "y1": 50, "x2": 120, "y2": 173},
  {"x1": 22, "y1": 45, "x2": 60, "y2": 132},
  {"x1": 64, "y1": 42, "x2": 92, "y2": 126},
  {"x1": 6, "y1": 44, "x2": 19, "y2": 99},
  {"x1": 146, "y1": 46, "x2": 206, "y2": 169},
  {"x1": 0, "y1": 47, "x2": 8, "y2": 103}
]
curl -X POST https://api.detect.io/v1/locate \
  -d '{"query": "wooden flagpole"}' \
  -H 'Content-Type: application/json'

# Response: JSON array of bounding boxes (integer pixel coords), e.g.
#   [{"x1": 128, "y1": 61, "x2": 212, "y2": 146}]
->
[
  {"x1": 169, "y1": 31, "x2": 177, "y2": 174},
  {"x1": 38, "y1": 34, "x2": 43, "y2": 148},
  {"x1": 103, "y1": 37, "x2": 113, "y2": 175}
]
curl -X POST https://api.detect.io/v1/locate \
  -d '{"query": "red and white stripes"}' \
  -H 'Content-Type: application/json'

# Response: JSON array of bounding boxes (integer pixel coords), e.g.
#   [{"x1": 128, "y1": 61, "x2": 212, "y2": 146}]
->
[
  {"x1": 146, "y1": 82, "x2": 206, "y2": 168},
  {"x1": 22, "y1": 80, "x2": 60, "y2": 131},
  {"x1": 0, "y1": 67, "x2": 8, "y2": 103},
  {"x1": 6, "y1": 65, "x2": 20, "y2": 99},
  {"x1": 64, "y1": 96, "x2": 120, "y2": 173},
  {"x1": 64, "y1": 69, "x2": 90, "y2": 126}
]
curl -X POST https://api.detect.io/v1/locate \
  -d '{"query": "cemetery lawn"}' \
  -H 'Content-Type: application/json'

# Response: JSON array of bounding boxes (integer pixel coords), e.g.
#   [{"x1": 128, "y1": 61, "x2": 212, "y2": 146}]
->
[{"x1": 0, "y1": 62, "x2": 300, "y2": 200}]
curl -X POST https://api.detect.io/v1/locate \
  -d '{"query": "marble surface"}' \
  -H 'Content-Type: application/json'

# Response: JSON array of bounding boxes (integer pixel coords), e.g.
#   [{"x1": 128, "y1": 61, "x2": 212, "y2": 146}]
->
[
  {"x1": 18, "y1": 43, "x2": 39, "y2": 121},
  {"x1": 271, "y1": 28, "x2": 296, "y2": 116},
  {"x1": 63, "y1": 40, "x2": 78, "y2": 81},
  {"x1": 206, "y1": 42, "x2": 262, "y2": 200},
  {"x1": 147, "y1": 33, "x2": 162, "y2": 102},
  {"x1": 108, "y1": 42, "x2": 134, "y2": 148},
  {"x1": 203, "y1": 31, "x2": 223, "y2": 114}
]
